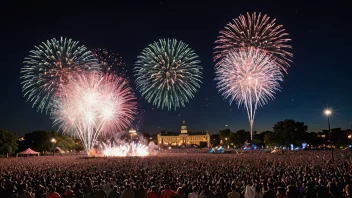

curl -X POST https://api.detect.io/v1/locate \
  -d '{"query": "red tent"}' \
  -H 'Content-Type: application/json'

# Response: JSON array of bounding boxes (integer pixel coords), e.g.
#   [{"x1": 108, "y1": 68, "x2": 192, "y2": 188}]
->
[{"x1": 16, "y1": 148, "x2": 40, "y2": 157}]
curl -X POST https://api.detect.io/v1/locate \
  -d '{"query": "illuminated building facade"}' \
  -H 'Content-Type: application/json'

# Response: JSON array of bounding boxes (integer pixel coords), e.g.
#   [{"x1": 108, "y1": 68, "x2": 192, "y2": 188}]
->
[{"x1": 157, "y1": 121, "x2": 210, "y2": 146}]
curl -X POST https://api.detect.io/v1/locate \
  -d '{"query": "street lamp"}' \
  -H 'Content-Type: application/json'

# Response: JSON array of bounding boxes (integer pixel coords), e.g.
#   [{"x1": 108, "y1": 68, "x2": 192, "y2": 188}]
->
[
  {"x1": 348, "y1": 134, "x2": 352, "y2": 145},
  {"x1": 324, "y1": 109, "x2": 333, "y2": 161},
  {"x1": 51, "y1": 138, "x2": 56, "y2": 155}
]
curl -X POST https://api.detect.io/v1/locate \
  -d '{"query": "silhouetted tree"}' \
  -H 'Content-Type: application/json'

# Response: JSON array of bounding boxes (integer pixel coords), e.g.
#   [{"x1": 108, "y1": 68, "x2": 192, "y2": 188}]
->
[
  {"x1": 263, "y1": 132, "x2": 276, "y2": 147},
  {"x1": 252, "y1": 137, "x2": 263, "y2": 147},
  {"x1": 219, "y1": 129, "x2": 231, "y2": 141},
  {"x1": 0, "y1": 129, "x2": 18, "y2": 155},
  {"x1": 210, "y1": 134, "x2": 220, "y2": 146},
  {"x1": 74, "y1": 139, "x2": 84, "y2": 152},
  {"x1": 22, "y1": 131, "x2": 76, "y2": 152},
  {"x1": 199, "y1": 141, "x2": 208, "y2": 148},
  {"x1": 273, "y1": 119, "x2": 308, "y2": 146},
  {"x1": 232, "y1": 130, "x2": 249, "y2": 147}
]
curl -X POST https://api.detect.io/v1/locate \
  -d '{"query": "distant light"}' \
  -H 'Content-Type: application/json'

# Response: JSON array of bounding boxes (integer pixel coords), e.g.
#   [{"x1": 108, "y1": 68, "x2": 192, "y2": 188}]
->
[
  {"x1": 324, "y1": 109, "x2": 332, "y2": 116},
  {"x1": 129, "y1": 128, "x2": 137, "y2": 134}
]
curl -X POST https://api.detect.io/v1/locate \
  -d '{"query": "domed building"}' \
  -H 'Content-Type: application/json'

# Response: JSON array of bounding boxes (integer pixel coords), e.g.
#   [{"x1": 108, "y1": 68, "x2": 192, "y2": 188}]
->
[{"x1": 157, "y1": 121, "x2": 210, "y2": 146}]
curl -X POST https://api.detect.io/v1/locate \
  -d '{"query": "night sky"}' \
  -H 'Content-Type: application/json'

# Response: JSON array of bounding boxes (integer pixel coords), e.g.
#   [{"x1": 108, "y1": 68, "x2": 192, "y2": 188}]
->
[{"x1": 1, "y1": 1, "x2": 351, "y2": 135}]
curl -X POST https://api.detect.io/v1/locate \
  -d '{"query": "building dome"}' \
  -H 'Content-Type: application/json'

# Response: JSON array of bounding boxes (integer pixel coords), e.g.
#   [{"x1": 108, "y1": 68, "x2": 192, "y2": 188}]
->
[{"x1": 181, "y1": 120, "x2": 187, "y2": 133}]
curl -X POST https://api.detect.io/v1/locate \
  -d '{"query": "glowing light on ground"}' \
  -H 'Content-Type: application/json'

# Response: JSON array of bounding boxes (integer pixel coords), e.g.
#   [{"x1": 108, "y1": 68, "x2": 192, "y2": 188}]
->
[{"x1": 102, "y1": 142, "x2": 150, "y2": 157}]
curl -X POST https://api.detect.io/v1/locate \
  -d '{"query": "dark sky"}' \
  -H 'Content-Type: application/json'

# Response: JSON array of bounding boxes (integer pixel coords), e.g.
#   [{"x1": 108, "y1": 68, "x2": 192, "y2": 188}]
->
[{"x1": 1, "y1": 0, "x2": 351, "y2": 135}]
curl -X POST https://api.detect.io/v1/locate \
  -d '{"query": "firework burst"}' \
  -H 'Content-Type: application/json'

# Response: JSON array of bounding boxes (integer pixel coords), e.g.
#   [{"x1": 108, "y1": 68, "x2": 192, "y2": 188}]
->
[
  {"x1": 214, "y1": 12, "x2": 292, "y2": 72},
  {"x1": 21, "y1": 37, "x2": 99, "y2": 113},
  {"x1": 134, "y1": 38, "x2": 203, "y2": 110},
  {"x1": 215, "y1": 48, "x2": 283, "y2": 140},
  {"x1": 52, "y1": 72, "x2": 136, "y2": 155},
  {"x1": 92, "y1": 48, "x2": 128, "y2": 77}
]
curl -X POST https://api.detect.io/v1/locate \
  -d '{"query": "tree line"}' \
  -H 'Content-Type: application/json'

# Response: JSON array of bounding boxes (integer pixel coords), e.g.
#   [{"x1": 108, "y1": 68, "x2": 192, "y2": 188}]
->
[
  {"x1": 212, "y1": 119, "x2": 352, "y2": 148},
  {"x1": 0, "y1": 129, "x2": 83, "y2": 155}
]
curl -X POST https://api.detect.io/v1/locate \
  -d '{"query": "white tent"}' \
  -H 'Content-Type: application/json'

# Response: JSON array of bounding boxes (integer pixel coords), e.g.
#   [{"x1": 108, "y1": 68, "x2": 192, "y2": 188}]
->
[{"x1": 56, "y1": 147, "x2": 65, "y2": 154}]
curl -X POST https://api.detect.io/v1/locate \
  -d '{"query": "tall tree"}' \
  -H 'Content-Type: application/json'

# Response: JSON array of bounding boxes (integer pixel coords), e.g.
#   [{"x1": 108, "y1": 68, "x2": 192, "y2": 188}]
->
[
  {"x1": 54, "y1": 133, "x2": 76, "y2": 152},
  {"x1": 263, "y1": 132, "x2": 276, "y2": 147},
  {"x1": 252, "y1": 132, "x2": 265, "y2": 147},
  {"x1": 210, "y1": 134, "x2": 220, "y2": 146},
  {"x1": 0, "y1": 129, "x2": 19, "y2": 155},
  {"x1": 74, "y1": 139, "x2": 84, "y2": 152},
  {"x1": 232, "y1": 130, "x2": 249, "y2": 147},
  {"x1": 252, "y1": 137, "x2": 263, "y2": 147},
  {"x1": 228, "y1": 132, "x2": 237, "y2": 146},
  {"x1": 273, "y1": 119, "x2": 308, "y2": 146},
  {"x1": 219, "y1": 129, "x2": 231, "y2": 140},
  {"x1": 24, "y1": 131, "x2": 51, "y2": 151},
  {"x1": 23, "y1": 131, "x2": 77, "y2": 152}
]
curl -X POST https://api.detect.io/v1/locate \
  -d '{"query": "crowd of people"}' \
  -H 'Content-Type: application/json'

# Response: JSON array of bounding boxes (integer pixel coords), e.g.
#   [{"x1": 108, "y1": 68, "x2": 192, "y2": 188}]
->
[{"x1": 0, "y1": 150, "x2": 352, "y2": 198}]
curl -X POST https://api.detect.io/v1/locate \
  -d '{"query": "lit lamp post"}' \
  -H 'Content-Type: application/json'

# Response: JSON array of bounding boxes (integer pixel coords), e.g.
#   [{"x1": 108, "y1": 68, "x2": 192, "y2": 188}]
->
[
  {"x1": 129, "y1": 128, "x2": 137, "y2": 142},
  {"x1": 51, "y1": 138, "x2": 56, "y2": 155},
  {"x1": 324, "y1": 109, "x2": 333, "y2": 161},
  {"x1": 348, "y1": 134, "x2": 352, "y2": 145}
]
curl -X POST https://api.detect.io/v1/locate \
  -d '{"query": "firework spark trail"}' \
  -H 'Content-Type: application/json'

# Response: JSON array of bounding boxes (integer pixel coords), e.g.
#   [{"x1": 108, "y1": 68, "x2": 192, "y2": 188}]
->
[
  {"x1": 132, "y1": 103, "x2": 145, "y2": 131},
  {"x1": 21, "y1": 37, "x2": 99, "y2": 113},
  {"x1": 52, "y1": 72, "x2": 136, "y2": 155},
  {"x1": 93, "y1": 49, "x2": 145, "y2": 130},
  {"x1": 134, "y1": 38, "x2": 203, "y2": 110},
  {"x1": 215, "y1": 48, "x2": 283, "y2": 140},
  {"x1": 214, "y1": 12, "x2": 292, "y2": 72},
  {"x1": 92, "y1": 48, "x2": 128, "y2": 77}
]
